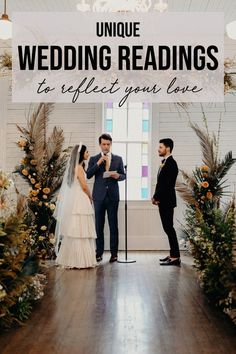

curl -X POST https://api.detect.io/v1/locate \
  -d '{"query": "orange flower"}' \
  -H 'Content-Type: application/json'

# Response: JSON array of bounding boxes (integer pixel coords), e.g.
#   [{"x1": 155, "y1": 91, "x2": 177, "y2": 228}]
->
[
  {"x1": 22, "y1": 169, "x2": 29, "y2": 176},
  {"x1": 30, "y1": 159, "x2": 37, "y2": 166},
  {"x1": 30, "y1": 178, "x2": 36, "y2": 184},
  {"x1": 201, "y1": 181, "x2": 209, "y2": 188},
  {"x1": 21, "y1": 158, "x2": 27, "y2": 165},
  {"x1": 201, "y1": 165, "x2": 209, "y2": 172},
  {"x1": 31, "y1": 197, "x2": 39, "y2": 202},
  {"x1": 35, "y1": 183, "x2": 41, "y2": 189},
  {"x1": 31, "y1": 190, "x2": 39, "y2": 196},
  {"x1": 206, "y1": 191, "x2": 213, "y2": 200},
  {"x1": 43, "y1": 187, "x2": 50, "y2": 194},
  {"x1": 18, "y1": 140, "x2": 27, "y2": 148}
]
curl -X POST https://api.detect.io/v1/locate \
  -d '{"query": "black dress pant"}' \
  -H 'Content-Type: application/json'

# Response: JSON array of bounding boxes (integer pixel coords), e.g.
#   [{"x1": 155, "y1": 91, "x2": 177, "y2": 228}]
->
[
  {"x1": 94, "y1": 193, "x2": 119, "y2": 257},
  {"x1": 159, "y1": 206, "x2": 180, "y2": 258}
]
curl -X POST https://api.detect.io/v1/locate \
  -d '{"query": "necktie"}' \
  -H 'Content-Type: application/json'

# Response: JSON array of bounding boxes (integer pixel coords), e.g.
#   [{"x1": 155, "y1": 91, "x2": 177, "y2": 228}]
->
[{"x1": 105, "y1": 154, "x2": 110, "y2": 171}]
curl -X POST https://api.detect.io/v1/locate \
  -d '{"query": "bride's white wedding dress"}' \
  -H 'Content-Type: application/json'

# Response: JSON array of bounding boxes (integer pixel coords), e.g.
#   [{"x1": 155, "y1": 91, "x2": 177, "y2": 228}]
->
[{"x1": 55, "y1": 172, "x2": 97, "y2": 269}]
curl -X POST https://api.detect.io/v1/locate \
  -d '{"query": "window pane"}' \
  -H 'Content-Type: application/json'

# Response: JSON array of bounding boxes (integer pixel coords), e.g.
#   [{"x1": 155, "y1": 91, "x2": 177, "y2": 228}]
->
[
  {"x1": 113, "y1": 107, "x2": 127, "y2": 140},
  {"x1": 104, "y1": 103, "x2": 151, "y2": 201},
  {"x1": 141, "y1": 188, "x2": 148, "y2": 199},
  {"x1": 127, "y1": 143, "x2": 142, "y2": 178},
  {"x1": 128, "y1": 178, "x2": 142, "y2": 200},
  {"x1": 128, "y1": 106, "x2": 143, "y2": 140},
  {"x1": 106, "y1": 119, "x2": 113, "y2": 132},
  {"x1": 142, "y1": 120, "x2": 149, "y2": 133}
]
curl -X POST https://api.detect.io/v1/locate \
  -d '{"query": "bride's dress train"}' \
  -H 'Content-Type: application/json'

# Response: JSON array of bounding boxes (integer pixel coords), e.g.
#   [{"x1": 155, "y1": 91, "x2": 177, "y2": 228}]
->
[{"x1": 55, "y1": 174, "x2": 97, "y2": 269}]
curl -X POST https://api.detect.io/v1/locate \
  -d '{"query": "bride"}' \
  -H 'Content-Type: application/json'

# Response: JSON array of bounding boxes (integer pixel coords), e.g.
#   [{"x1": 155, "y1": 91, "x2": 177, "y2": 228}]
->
[{"x1": 54, "y1": 143, "x2": 97, "y2": 269}]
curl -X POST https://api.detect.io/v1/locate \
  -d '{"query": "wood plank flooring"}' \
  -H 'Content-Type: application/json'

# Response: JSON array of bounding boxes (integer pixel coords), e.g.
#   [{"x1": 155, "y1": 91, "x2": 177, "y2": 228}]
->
[{"x1": 0, "y1": 252, "x2": 235, "y2": 354}]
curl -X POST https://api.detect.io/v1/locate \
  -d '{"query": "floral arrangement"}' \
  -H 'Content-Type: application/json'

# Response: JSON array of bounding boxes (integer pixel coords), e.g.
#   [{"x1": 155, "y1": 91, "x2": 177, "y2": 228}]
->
[
  {"x1": 15, "y1": 103, "x2": 68, "y2": 259},
  {"x1": 177, "y1": 121, "x2": 236, "y2": 323},
  {"x1": 224, "y1": 57, "x2": 236, "y2": 93},
  {"x1": 0, "y1": 171, "x2": 46, "y2": 328},
  {"x1": 0, "y1": 52, "x2": 12, "y2": 77}
]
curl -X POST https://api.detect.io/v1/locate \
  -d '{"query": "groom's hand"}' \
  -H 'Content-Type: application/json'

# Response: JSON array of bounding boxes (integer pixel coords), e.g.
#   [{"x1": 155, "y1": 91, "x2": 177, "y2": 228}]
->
[
  {"x1": 97, "y1": 156, "x2": 109, "y2": 166},
  {"x1": 110, "y1": 172, "x2": 120, "y2": 180}
]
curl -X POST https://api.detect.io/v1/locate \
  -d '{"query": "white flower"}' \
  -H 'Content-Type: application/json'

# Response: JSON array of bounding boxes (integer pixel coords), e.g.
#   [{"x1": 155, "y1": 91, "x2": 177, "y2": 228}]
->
[{"x1": 40, "y1": 225, "x2": 47, "y2": 231}]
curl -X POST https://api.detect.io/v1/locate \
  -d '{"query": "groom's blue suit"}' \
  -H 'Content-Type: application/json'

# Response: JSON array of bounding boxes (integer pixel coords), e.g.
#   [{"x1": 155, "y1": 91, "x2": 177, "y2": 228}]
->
[{"x1": 87, "y1": 153, "x2": 126, "y2": 257}]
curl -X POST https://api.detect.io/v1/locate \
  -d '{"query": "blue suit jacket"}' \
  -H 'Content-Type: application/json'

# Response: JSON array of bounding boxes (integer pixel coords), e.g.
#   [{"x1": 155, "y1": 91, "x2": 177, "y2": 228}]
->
[{"x1": 87, "y1": 153, "x2": 126, "y2": 201}]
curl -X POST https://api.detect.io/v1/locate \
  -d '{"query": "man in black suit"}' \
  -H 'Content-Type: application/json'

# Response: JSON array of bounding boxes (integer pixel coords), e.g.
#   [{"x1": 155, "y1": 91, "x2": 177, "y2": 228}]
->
[
  {"x1": 87, "y1": 133, "x2": 126, "y2": 263},
  {"x1": 152, "y1": 138, "x2": 181, "y2": 266}
]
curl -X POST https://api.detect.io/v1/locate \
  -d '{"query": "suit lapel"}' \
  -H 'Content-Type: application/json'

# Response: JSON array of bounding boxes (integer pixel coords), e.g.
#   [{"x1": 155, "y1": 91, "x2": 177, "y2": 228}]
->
[{"x1": 157, "y1": 156, "x2": 171, "y2": 180}]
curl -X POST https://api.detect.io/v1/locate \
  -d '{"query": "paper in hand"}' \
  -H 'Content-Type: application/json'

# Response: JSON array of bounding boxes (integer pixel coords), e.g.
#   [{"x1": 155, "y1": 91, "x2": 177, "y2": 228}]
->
[{"x1": 103, "y1": 171, "x2": 117, "y2": 178}]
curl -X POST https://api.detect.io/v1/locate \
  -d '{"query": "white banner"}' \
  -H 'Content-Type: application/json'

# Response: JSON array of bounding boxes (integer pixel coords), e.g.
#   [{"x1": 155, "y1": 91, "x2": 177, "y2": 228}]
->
[{"x1": 12, "y1": 12, "x2": 224, "y2": 106}]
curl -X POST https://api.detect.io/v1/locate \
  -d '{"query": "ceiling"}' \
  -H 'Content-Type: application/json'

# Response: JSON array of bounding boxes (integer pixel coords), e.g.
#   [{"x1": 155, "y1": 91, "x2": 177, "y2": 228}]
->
[{"x1": 1, "y1": 0, "x2": 236, "y2": 24}]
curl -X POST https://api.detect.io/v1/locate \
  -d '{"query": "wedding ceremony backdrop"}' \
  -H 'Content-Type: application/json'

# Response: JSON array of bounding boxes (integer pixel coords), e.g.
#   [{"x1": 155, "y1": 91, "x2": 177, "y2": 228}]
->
[{"x1": 0, "y1": 0, "x2": 236, "y2": 337}]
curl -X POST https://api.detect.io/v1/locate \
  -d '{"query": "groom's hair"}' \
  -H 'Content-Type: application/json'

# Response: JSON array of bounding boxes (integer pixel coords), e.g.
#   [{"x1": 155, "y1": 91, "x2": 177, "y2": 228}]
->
[
  {"x1": 159, "y1": 138, "x2": 174, "y2": 152},
  {"x1": 99, "y1": 133, "x2": 112, "y2": 144}
]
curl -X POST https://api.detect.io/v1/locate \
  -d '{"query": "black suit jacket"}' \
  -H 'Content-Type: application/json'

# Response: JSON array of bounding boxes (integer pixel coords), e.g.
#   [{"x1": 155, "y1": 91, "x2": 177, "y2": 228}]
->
[
  {"x1": 153, "y1": 155, "x2": 178, "y2": 208},
  {"x1": 87, "y1": 153, "x2": 126, "y2": 202}
]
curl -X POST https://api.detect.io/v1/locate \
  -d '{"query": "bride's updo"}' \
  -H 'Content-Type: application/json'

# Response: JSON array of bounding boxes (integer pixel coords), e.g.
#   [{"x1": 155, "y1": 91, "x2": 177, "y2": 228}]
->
[{"x1": 67, "y1": 144, "x2": 87, "y2": 187}]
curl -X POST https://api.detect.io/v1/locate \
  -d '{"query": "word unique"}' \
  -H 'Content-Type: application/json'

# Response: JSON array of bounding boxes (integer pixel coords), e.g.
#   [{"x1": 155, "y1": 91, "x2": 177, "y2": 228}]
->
[{"x1": 96, "y1": 21, "x2": 140, "y2": 38}]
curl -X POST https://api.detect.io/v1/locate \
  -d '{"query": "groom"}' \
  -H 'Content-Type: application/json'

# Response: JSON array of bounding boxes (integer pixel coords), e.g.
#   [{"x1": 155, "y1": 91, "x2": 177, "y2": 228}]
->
[
  {"x1": 87, "y1": 133, "x2": 126, "y2": 263},
  {"x1": 152, "y1": 138, "x2": 181, "y2": 266}
]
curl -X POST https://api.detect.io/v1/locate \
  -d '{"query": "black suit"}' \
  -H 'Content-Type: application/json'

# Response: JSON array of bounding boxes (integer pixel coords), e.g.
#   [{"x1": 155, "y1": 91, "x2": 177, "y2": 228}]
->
[
  {"x1": 153, "y1": 155, "x2": 180, "y2": 258},
  {"x1": 87, "y1": 153, "x2": 126, "y2": 257}
]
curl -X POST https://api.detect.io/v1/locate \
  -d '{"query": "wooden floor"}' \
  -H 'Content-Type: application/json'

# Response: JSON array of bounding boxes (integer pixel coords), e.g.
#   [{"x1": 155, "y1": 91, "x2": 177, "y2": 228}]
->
[{"x1": 0, "y1": 252, "x2": 235, "y2": 354}]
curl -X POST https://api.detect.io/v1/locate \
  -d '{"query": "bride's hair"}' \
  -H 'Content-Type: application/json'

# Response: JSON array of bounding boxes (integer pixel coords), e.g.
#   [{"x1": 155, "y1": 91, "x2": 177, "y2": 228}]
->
[{"x1": 67, "y1": 144, "x2": 87, "y2": 187}]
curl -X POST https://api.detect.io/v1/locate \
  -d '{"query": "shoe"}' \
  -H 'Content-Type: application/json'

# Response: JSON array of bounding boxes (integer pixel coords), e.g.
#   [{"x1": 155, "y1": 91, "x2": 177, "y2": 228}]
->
[
  {"x1": 160, "y1": 258, "x2": 181, "y2": 266},
  {"x1": 96, "y1": 255, "x2": 103, "y2": 262},
  {"x1": 109, "y1": 255, "x2": 118, "y2": 263},
  {"x1": 159, "y1": 255, "x2": 170, "y2": 262}
]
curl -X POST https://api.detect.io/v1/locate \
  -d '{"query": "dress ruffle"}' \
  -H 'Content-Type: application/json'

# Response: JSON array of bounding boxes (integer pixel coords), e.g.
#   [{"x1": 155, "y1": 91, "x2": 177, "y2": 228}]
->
[
  {"x1": 61, "y1": 214, "x2": 96, "y2": 239},
  {"x1": 56, "y1": 237, "x2": 97, "y2": 269},
  {"x1": 56, "y1": 173, "x2": 97, "y2": 269}
]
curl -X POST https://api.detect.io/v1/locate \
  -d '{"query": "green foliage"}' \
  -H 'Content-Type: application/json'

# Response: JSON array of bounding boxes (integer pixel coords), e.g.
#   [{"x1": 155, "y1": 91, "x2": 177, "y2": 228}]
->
[
  {"x1": 0, "y1": 172, "x2": 46, "y2": 329},
  {"x1": 177, "y1": 122, "x2": 236, "y2": 320}
]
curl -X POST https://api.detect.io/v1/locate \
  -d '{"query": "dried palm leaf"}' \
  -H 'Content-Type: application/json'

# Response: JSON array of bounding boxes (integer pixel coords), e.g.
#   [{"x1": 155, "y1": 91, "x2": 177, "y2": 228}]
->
[
  {"x1": 46, "y1": 127, "x2": 64, "y2": 161},
  {"x1": 216, "y1": 151, "x2": 236, "y2": 181},
  {"x1": 28, "y1": 103, "x2": 54, "y2": 176},
  {"x1": 16, "y1": 194, "x2": 27, "y2": 216},
  {"x1": 176, "y1": 181, "x2": 196, "y2": 205},
  {"x1": 16, "y1": 124, "x2": 29, "y2": 137},
  {"x1": 180, "y1": 170, "x2": 196, "y2": 189},
  {"x1": 190, "y1": 122, "x2": 216, "y2": 173}
]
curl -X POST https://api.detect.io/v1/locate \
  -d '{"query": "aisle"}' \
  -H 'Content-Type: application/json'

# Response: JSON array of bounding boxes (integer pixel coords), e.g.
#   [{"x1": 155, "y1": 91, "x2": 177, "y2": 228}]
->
[{"x1": 0, "y1": 252, "x2": 235, "y2": 354}]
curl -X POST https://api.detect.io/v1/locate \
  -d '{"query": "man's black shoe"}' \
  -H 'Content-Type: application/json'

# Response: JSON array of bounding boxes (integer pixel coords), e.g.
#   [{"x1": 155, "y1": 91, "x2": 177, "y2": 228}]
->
[
  {"x1": 159, "y1": 255, "x2": 170, "y2": 262},
  {"x1": 160, "y1": 258, "x2": 181, "y2": 266},
  {"x1": 109, "y1": 255, "x2": 118, "y2": 263}
]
